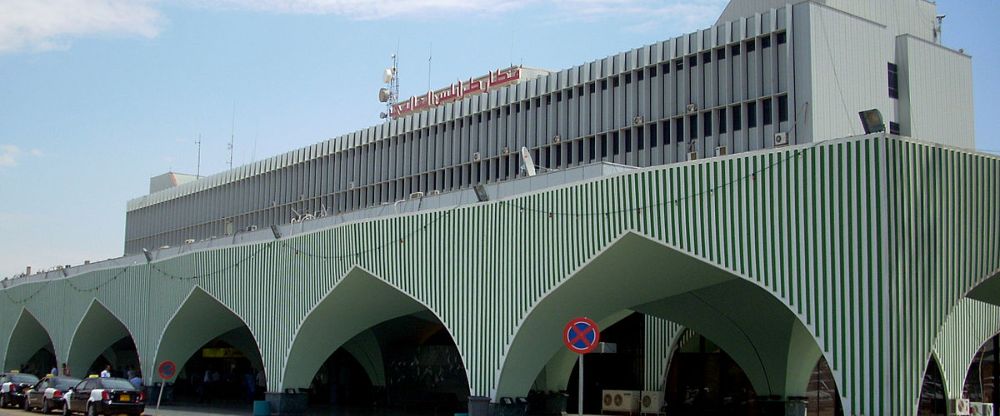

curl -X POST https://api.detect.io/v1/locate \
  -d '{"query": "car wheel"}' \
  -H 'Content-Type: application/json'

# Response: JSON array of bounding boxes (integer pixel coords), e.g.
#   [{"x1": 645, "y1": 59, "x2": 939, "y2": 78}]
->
[
  {"x1": 85, "y1": 403, "x2": 96, "y2": 416},
  {"x1": 41, "y1": 399, "x2": 50, "y2": 414}
]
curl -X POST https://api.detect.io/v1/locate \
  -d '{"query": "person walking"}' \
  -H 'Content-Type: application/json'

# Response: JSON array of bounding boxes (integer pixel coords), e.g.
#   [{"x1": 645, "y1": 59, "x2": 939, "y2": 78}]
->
[
  {"x1": 129, "y1": 372, "x2": 142, "y2": 390},
  {"x1": 61, "y1": 363, "x2": 70, "y2": 377},
  {"x1": 100, "y1": 365, "x2": 111, "y2": 378}
]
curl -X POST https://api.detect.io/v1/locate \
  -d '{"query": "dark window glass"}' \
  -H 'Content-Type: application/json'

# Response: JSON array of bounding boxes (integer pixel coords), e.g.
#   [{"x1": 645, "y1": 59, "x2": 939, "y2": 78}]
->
[
  {"x1": 732, "y1": 106, "x2": 742, "y2": 131},
  {"x1": 888, "y1": 63, "x2": 899, "y2": 99},
  {"x1": 662, "y1": 63, "x2": 670, "y2": 74},
  {"x1": 675, "y1": 60, "x2": 683, "y2": 70},
  {"x1": 746, "y1": 40, "x2": 756, "y2": 52},
  {"x1": 731, "y1": 45, "x2": 741, "y2": 56},
  {"x1": 649, "y1": 66, "x2": 657, "y2": 77},
  {"x1": 590, "y1": 83, "x2": 596, "y2": 94},
  {"x1": 762, "y1": 36, "x2": 772, "y2": 48},
  {"x1": 601, "y1": 80, "x2": 608, "y2": 90},
  {"x1": 637, "y1": 71, "x2": 644, "y2": 81},
  {"x1": 637, "y1": 128, "x2": 645, "y2": 150},
  {"x1": 662, "y1": 121, "x2": 671, "y2": 144},
  {"x1": 716, "y1": 49, "x2": 725, "y2": 60},
  {"x1": 567, "y1": 90, "x2": 573, "y2": 100},
  {"x1": 778, "y1": 95, "x2": 789, "y2": 122},
  {"x1": 777, "y1": 32, "x2": 787, "y2": 44},
  {"x1": 748, "y1": 102, "x2": 758, "y2": 128},
  {"x1": 556, "y1": 92, "x2": 562, "y2": 102},
  {"x1": 689, "y1": 56, "x2": 697, "y2": 67},
  {"x1": 600, "y1": 136, "x2": 608, "y2": 158},
  {"x1": 689, "y1": 116, "x2": 698, "y2": 140},
  {"x1": 577, "y1": 140, "x2": 584, "y2": 162},
  {"x1": 624, "y1": 73, "x2": 632, "y2": 84},
  {"x1": 889, "y1": 122, "x2": 900, "y2": 135},
  {"x1": 613, "y1": 77, "x2": 620, "y2": 88},
  {"x1": 651, "y1": 125, "x2": 659, "y2": 147},
  {"x1": 624, "y1": 131, "x2": 632, "y2": 153},
  {"x1": 612, "y1": 132, "x2": 620, "y2": 156},
  {"x1": 676, "y1": 119, "x2": 684, "y2": 142},
  {"x1": 763, "y1": 98, "x2": 773, "y2": 126},
  {"x1": 588, "y1": 137, "x2": 596, "y2": 161},
  {"x1": 719, "y1": 109, "x2": 728, "y2": 134},
  {"x1": 702, "y1": 52, "x2": 711, "y2": 64},
  {"x1": 703, "y1": 112, "x2": 712, "y2": 137}
]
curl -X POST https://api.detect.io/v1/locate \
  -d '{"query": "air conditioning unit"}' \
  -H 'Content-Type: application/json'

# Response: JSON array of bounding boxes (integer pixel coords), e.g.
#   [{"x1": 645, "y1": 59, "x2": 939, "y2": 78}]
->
[
  {"x1": 503, "y1": 147, "x2": 510, "y2": 155},
  {"x1": 688, "y1": 151, "x2": 698, "y2": 161},
  {"x1": 640, "y1": 391, "x2": 663, "y2": 414},
  {"x1": 716, "y1": 145, "x2": 728, "y2": 156},
  {"x1": 774, "y1": 132, "x2": 789, "y2": 146},
  {"x1": 184, "y1": 239, "x2": 195, "y2": 245},
  {"x1": 633, "y1": 115, "x2": 644, "y2": 126},
  {"x1": 602, "y1": 390, "x2": 640, "y2": 413},
  {"x1": 951, "y1": 398, "x2": 971, "y2": 416},
  {"x1": 472, "y1": 152, "x2": 481, "y2": 161},
  {"x1": 686, "y1": 103, "x2": 698, "y2": 113},
  {"x1": 409, "y1": 191, "x2": 425, "y2": 199},
  {"x1": 971, "y1": 402, "x2": 994, "y2": 416},
  {"x1": 553, "y1": 134, "x2": 561, "y2": 143}
]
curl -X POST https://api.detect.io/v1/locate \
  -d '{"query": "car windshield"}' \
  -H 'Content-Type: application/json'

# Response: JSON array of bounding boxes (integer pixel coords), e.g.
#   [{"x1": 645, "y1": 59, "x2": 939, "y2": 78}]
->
[
  {"x1": 53, "y1": 378, "x2": 81, "y2": 390},
  {"x1": 11, "y1": 374, "x2": 38, "y2": 384},
  {"x1": 100, "y1": 379, "x2": 136, "y2": 391}
]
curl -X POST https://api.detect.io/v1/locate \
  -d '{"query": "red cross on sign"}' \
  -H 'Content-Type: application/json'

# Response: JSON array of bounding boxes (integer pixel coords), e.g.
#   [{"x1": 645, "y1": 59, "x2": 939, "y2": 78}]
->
[{"x1": 563, "y1": 317, "x2": 600, "y2": 354}]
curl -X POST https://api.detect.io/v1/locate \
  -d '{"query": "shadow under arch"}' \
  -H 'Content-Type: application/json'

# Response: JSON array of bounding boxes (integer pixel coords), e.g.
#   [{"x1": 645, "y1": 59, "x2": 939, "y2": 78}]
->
[
  {"x1": 493, "y1": 232, "x2": 834, "y2": 408},
  {"x1": 152, "y1": 286, "x2": 264, "y2": 386},
  {"x1": 280, "y1": 266, "x2": 469, "y2": 393},
  {"x1": 66, "y1": 299, "x2": 141, "y2": 377},
  {"x1": 3, "y1": 308, "x2": 56, "y2": 374},
  {"x1": 918, "y1": 352, "x2": 949, "y2": 415}
]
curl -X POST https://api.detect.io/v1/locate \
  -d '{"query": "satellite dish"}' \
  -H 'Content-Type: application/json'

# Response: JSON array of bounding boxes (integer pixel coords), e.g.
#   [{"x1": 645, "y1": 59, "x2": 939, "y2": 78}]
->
[
  {"x1": 383, "y1": 68, "x2": 395, "y2": 83},
  {"x1": 378, "y1": 88, "x2": 392, "y2": 103}
]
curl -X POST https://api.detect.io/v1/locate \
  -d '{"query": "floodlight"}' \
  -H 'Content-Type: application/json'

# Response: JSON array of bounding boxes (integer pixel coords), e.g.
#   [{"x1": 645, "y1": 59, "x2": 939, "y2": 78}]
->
[
  {"x1": 473, "y1": 185, "x2": 489, "y2": 202},
  {"x1": 142, "y1": 248, "x2": 153, "y2": 263},
  {"x1": 270, "y1": 224, "x2": 282, "y2": 240},
  {"x1": 859, "y1": 109, "x2": 885, "y2": 134}
]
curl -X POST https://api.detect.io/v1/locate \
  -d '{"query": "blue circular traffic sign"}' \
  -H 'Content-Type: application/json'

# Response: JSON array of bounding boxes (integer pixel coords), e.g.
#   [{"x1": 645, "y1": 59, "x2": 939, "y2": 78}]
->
[
  {"x1": 158, "y1": 360, "x2": 176, "y2": 380},
  {"x1": 563, "y1": 317, "x2": 600, "y2": 354}
]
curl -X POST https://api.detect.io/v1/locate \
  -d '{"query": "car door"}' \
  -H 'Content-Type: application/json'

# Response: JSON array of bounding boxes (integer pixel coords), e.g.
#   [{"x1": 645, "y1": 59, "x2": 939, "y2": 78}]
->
[
  {"x1": 69, "y1": 380, "x2": 92, "y2": 413},
  {"x1": 28, "y1": 379, "x2": 46, "y2": 408}
]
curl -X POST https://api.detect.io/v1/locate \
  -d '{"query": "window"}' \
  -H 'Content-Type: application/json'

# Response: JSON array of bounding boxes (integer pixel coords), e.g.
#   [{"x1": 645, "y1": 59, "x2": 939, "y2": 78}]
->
[
  {"x1": 675, "y1": 119, "x2": 684, "y2": 142},
  {"x1": 661, "y1": 63, "x2": 670, "y2": 74},
  {"x1": 590, "y1": 83, "x2": 597, "y2": 94},
  {"x1": 777, "y1": 32, "x2": 787, "y2": 45},
  {"x1": 600, "y1": 135, "x2": 608, "y2": 158},
  {"x1": 889, "y1": 122, "x2": 900, "y2": 135},
  {"x1": 778, "y1": 95, "x2": 789, "y2": 122},
  {"x1": 624, "y1": 131, "x2": 632, "y2": 153},
  {"x1": 689, "y1": 116, "x2": 698, "y2": 140},
  {"x1": 719, "y1": 109, "x2": 728, "y2": 134},
  {"x1": 624, "y1": 74, "x2": 632, "y2": 84},
  {"x1": 748, "y1": 102, "x2": 758, "y2": 128},
  {"x1": 637, "y1": 128, "x2": 645, "y2": 150},
  {"x1": 637, "y1": 71, "x2": 644, "y2": 81},
  {"x1": 763, "y1": 98, "x2": 773, "y2": 126},
  {"x1": 731, "y1": 45, "x2": 741, "y2": 56},
  {"x1": 577, "y1": 140, "x2": 584, "y2": 162},
  {"x1": 689, "y1": 56, "x2": 697, "y2": 67},
  {"x1": 703, "y1": 112, "x2": 712, "y2": 137},
  {"x1": 746, "y1": 40, "x2": 756, "y2": 52},
  {"x1": 888, "y1": 63, "x2": 899, "y2": 99},
  {"x1": 675, "y1": 60, "x2": 684, "y2": 70},
  {"x1": 601, "y1": 80, "x2": 608, "y2": 91},
  {"x1": 651, "y1": 125, "x2": 659, "y2": 147},
  {"x1": 649, "y1": 66, "x2": 657, "y2": 77},
  {"x1": 716, "y1": 49, "x2": 725, "y2": 60},
  {"x1": 732, "y1": 106, "x2": 742, "y2": 131},
  {"x1": 702, "y1": 52, "x2": 711, "y2": 64},
  {"x1": 613, "y1": 77, "x2": 620, "y2": 88},
  {"x1": 762, "y1": 36, "x2": 771, "y2": 48},
  {"x1": 612, "y1": 132, "x2": 620, "y2": 156},
  {"x1": 588, "y1": 137, "x2": 596, "y2": 161}
]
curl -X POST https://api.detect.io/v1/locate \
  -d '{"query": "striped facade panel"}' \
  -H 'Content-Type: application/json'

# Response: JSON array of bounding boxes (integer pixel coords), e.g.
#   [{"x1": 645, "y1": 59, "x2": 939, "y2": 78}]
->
[
  {"x1": 886, "y1": 140, "x2": 1000, "y2": 415},
  {"x1": 643, "y1": 315, "x2": 685, "y2": 391},
  {"x1": 932, "y1": 299, "x2": 1000, "y2": 400},
  {"x1": 1, "y1": 137, "x2": 996, "y2": 416}
]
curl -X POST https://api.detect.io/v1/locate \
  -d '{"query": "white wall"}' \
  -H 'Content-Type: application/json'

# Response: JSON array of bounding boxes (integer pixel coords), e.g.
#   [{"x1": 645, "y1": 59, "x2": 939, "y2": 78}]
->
[{"x1": 896, "y1": 35, "x2": 975, "y2": 149}]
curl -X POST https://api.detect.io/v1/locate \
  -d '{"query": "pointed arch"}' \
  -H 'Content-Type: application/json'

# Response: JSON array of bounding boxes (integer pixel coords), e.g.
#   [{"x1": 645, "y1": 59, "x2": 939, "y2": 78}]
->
[
  {"x1": 66, "y1": 299, "x2": 140, "y2": 377},
  {"x1": 3, "y1": 308, "x2": 55, "y2": 373},
  {"x1": 494, "y1": 232, "x2": 836, "y2": 408},
  {"x1": 152, "y1": 286, "x2": 263, "y2": 385},
  {"x1": 280, "y1": 267, "x2": 468, "y2": 392}
]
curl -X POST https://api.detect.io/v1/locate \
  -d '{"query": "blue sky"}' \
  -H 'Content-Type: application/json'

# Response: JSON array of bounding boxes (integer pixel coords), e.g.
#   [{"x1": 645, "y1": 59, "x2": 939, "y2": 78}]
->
[{"x1": 0, "y1": 0, "x2": 996, "y2": 277}]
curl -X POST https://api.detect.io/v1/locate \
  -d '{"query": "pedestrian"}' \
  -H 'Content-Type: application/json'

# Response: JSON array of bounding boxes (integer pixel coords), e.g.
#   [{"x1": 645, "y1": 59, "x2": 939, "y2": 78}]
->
[
  {"x1": 129, "y1": 372, "x2": 143, "y2": 390},
  {"x1": 100, "y1": 365, "x2": 111, "y2": 378},
  {"x1": 62, "y1": 363, "x2": 70, "y2": 377},
  {"x1": 50, "y1": 365, "x2": 58, "y2": 376}
]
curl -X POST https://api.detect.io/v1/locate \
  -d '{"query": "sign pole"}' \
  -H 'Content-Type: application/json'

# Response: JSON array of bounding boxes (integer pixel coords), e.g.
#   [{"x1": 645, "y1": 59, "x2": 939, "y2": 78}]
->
[
  {"x1": 578, "y1": 354, "x2": 584, "y2": 416},
  {"x1": 154, "y1": 381, "x2": 166, "y2": 416}
]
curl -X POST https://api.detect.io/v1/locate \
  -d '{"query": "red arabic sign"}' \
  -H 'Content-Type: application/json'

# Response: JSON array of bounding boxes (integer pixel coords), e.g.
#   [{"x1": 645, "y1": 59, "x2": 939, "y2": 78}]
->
[{"x1": 391, "y1": 66, "x2": 523, "y2": 119}]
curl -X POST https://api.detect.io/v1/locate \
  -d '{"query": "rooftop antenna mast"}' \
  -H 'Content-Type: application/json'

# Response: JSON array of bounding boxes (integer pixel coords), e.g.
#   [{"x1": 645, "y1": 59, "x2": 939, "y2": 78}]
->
[
  {"x1": 228, "y1": 102, "x2": 235, "y2": 169},
  {"x1": 378, "y1": 47, "x2": 400, "y2": 120},
  {"x1": 195, "y1": 134, "x2": 202, "y2": 177}
]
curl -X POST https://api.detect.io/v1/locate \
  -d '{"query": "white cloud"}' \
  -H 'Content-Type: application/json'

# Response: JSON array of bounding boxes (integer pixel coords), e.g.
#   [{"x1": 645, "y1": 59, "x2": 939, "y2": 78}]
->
[
  {"x1": 0, "y1": 0, "x2": 162, "y2": 54},
  {"x1": 0, "y1": 145, "x2": 20, "y2": 167}
]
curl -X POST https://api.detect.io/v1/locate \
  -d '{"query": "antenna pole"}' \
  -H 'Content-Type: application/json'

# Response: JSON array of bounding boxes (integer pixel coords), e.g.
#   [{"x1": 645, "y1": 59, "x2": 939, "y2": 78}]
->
[
  {"x1": 195, "y1": 135, "x2": 202, "y2": 177},
  {"x1": 427, "y1": 42, "x2": 432, "y2": 91},
  {"x1": 228, "y1": 102, "x2": 235, "y2": 169}
]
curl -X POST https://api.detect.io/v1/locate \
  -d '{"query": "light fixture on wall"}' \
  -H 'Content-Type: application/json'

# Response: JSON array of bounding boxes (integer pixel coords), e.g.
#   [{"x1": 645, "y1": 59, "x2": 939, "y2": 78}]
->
[{"x1": 858, "y1": 109, "x2": 886, "y2": 134}]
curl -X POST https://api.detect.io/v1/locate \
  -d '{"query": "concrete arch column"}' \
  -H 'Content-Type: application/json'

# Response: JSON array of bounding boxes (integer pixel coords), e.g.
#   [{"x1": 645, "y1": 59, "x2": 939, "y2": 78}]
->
[
  {"x1": 3, "y1": 309, "x2": 56, "y2": 374},
  {"x1": 931, "y1": 298, "x2": 1000, "y2": 401},
  {"x1": 150, "y1": 286, "x2": 264, "y2": 387},
  {"x1": 279, "y1": 267, "x2": 459, "y2": 391},
  {"x1": 493, "y1": 233, "x2": 836, "y2": 412},
  {"x1": 65, "y1": 300, "x2": 140, "y2": 378}
]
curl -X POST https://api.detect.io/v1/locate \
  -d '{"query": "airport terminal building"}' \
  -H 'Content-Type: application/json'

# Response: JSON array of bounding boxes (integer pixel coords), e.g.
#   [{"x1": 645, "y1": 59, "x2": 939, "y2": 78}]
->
[{"x1": 1, "y1": 1, "x2": 996, "y2": 416}]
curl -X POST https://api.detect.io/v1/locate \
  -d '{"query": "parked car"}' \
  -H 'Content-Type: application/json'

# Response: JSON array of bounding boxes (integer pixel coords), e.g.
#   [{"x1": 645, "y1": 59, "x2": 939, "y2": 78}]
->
[
  {"x1": 0, "y1": 372, "x2": 40, "y2": 408},
  {"x1": 23, "y1": 376, "x2": 81, "y2": 413},
  {"x1": 62, "y1": 377, "x2": 145, "y2": 416}
]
